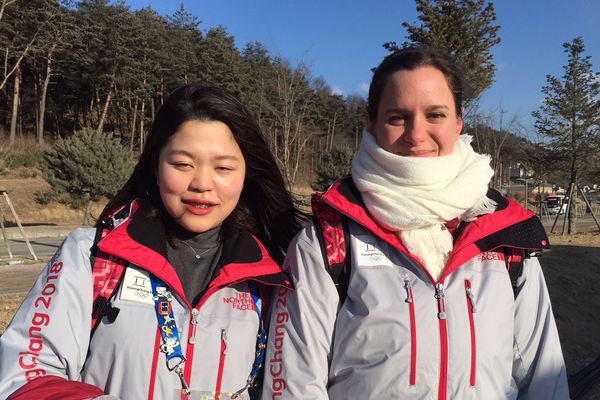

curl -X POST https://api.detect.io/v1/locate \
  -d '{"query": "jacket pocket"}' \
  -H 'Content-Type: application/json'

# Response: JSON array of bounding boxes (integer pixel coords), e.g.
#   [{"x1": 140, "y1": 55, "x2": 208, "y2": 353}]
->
[{"x1": 464, "y1": 279, "x2": 477, "y2": 387}]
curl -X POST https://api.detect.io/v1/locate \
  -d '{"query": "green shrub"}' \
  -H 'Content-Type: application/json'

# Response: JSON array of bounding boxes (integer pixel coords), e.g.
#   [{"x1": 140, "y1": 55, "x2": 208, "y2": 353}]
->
[
  {"x1": 312, "y1": 146, "x2": 354, "y2": 191},
  {"x1": 40, "y1": 129, "x2": 134, "y2": 208},
  {"x1": 34, "y1": 190, "x2": 54, "y2": 205}
]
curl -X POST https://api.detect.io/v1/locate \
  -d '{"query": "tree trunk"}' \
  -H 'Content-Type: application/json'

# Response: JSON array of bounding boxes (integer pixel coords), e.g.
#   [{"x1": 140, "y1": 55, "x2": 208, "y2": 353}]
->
[
  {"x1": 329, "y1": 112, "x2": 337, "y2": 150},
  {"x1": 139, "y1": 99, "x2": 146, "y2": 150},
  {"x1": 97, "y1": 78, "x2": 114, "y2": 131},
  {"x1": 567, "y1": 113, "x2": 578, "y2": 235},
  {"x1": 9, "y1": 65, "x2": 20, "y2": 143},
  {"x1": 86, "y1": 91, "x2": 96, "y2": 128},
  {"x1": 82, "y1": 192, "x2": 92, "y2": 226},
  {"x1": 130, "y1": 98, "x2": 138, "y2": 151},
  {"x1": 38, "y1": 42, "x2": 57, "y2": 145},
  {"x1": 150, "y1": 97, "x2": 155, "y2": 121},
  {"x1": 159, "y1": 74, "x2": 164, "y2": 105},
  {"x1": 567, "y1": 181, "x2": 576, "y2": 235},
  {"x1": 34, "y1": 75, "x2": 39, "y2": 138},
  {"x1": 3, "y1": 47, "x2": 8, "y2": 83}
]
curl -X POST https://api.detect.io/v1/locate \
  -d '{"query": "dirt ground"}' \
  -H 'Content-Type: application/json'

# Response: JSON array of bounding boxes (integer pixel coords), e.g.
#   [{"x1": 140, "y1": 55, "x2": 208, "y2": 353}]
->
[
  {"x1": 1, "y1": 174, "x2": 599, "y2": 398},
  {"x1": 0, "y1": 172, "x2": 107, "y2": 226}
]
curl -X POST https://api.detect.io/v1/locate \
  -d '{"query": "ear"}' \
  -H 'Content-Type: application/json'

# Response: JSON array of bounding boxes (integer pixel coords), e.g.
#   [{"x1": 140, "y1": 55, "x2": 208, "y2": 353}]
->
[
  {"x1": 456, "y1": 117, "x2": 463, "y2": 137},
  {"x1": 456, "y1": 107, "x2": 464, "y2": 137}
]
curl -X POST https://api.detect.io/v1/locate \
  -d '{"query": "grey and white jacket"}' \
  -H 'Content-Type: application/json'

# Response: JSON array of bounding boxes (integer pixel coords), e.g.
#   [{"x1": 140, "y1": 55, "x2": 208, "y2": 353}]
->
[
  {"x1": 0, "y1": 203, "x2": 292, "y2": 400},
  {"x1": 262, "y1": 178, "x2": 569, "y2": 400}
]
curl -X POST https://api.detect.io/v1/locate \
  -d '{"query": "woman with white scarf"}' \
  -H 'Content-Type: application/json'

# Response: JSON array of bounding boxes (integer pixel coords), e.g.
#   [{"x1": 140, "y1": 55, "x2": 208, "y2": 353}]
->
[{"x1": 262, "y1": 47, "x2": 569, "y2": 400}]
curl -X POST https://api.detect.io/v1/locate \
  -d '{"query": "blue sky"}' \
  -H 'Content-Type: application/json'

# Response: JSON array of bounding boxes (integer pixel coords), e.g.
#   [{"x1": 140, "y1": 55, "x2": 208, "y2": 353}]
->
[{"x1": 124, "y1": 0, "x2": 599, "y2": 131}]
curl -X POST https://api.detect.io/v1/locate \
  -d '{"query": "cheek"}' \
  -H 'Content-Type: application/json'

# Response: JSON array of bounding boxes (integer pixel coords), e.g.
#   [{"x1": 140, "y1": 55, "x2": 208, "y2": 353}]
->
[
  {"x1": 215, "y1": 172, "x2": 245, "y2": 206},
  {"x1": 374, "y1": 126, "x2": 398, "y2": 152},
  {"x1": 435, "y1": 129, "x2": 460, "y2": 155},
  {"x1": 157, "y1": 168, "x2": 185, "y2": 196},
  {"x1": 223, "y1": 176, "x2": 245, "y2": 202}
]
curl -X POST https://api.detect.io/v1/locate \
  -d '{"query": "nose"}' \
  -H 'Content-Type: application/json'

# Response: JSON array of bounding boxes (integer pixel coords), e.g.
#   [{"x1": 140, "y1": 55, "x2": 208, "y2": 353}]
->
[
  {"x1": 402, "y1": 117, "x2": 428, "y2": 145},
  {"x1": 188, "y1": 168, "x2": 212, "y2": 192}
]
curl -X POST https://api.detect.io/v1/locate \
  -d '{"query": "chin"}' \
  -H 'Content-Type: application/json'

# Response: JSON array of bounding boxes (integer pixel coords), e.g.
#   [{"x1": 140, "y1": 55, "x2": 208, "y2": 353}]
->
[{"x1": 178, "y1": 220, "x2": 218, "y2": 234}]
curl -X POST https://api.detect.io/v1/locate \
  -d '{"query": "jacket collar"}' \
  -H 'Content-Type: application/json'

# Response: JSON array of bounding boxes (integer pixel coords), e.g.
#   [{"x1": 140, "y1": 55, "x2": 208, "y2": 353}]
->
[
  {"x1": 98, "y1": 201, "x2": 292, "y2": 303},
  {"x1": 321, "y1": 176, "x2": 549, "y2": 281}
]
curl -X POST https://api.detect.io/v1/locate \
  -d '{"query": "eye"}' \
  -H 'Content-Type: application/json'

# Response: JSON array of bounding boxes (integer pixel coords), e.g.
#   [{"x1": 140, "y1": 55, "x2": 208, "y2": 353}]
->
[
  {"x1": 170, "y1": 161, "x2": 193, "y2": 170},
  {"x1": 387, "y1": 115, "x2": 406, "y2": 125},
  {"x1": 427, "y1": 112, "x2": 446, "y2": 120},
  {"x1": 215, "y1": 165, "x2": 235, "y2": 172}
]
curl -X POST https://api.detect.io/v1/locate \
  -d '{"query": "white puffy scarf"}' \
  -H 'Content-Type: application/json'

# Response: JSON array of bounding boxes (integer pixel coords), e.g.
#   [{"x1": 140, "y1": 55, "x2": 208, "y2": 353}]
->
[{"x1": 351, "y1": 129, "x2": 496, "y2": 280}]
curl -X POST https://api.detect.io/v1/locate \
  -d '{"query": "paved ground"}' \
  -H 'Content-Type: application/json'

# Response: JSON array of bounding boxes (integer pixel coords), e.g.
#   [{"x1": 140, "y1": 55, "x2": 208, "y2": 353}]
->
[
  {"x1": 0, "y1": 223, "x2": 80, "y2": 240},
  {"x1": 0, "y1": 224, "x2": 80, "y2": 292}
]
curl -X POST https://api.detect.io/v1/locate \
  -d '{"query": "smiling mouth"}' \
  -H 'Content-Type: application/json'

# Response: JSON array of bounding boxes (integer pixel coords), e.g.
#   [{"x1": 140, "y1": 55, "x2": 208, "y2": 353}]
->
[
  {"x1": 183, "y1": 200, "x2": 215, "y2": 208},
  {"x1": 191, "y1": 203, "x2": 211, "y2": 208}
]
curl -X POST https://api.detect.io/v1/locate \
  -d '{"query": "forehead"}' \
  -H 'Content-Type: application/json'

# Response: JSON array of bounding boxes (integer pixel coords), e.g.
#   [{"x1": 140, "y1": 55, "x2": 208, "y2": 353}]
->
[
  {"x1": 162, "y1": 120, "x2": 242, "y2": 155},
  {"x1": 382, "y1": 67, "x2": 453, "y2": 99}
]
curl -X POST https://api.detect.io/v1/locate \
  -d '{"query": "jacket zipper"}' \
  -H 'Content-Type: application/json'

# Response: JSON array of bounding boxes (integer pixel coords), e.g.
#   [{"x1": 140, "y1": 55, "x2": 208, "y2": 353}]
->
[
  {"x1": 465, "y1": 279, "x2": 477, "y2": 387},
  {"x1": 435, "y1": 282, "x2": 448, "y2": 400},
  {"x1": 178, "y1": 307, "x2": 200, "y2": 399},
  {"x1": 214, "y1": 328, "x2": 228, "y2": 399},
  {"x1": 404, "y1": 279, "x2": 417, "y2": 386},
  {"x1": 189, "y1": 308, "x2": 199, "y2": 344}
]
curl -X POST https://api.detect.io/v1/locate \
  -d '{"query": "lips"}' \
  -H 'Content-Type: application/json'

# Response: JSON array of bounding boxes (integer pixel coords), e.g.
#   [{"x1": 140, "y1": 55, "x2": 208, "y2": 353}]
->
[{"x1": 182, "y1": 199, "x2": 216, "y2": 215}]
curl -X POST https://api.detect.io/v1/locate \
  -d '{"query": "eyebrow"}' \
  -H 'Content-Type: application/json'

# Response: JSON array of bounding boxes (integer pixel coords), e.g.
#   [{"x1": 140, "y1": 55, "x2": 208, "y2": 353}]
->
[
  {"x1": 427, "y1": 105, "x2": 451, "y2": 111},
  {"x1": 167, "y1": 149, "x2": 242, "y2": 162},
  {"x1": 384, "y1": 104, "x2": 451, "y2": 114}
]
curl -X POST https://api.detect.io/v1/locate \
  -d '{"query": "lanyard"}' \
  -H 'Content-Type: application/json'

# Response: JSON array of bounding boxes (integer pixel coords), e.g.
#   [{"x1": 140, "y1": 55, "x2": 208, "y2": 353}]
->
[
  {"x1": 231, "y1": 280, "x2": 266, "y2": 399},
  {"x1": 150, "y1": 275, "x2": 266, "y2": 398},
  {"x1": 150, "y1": 274, "x2": 191, "y2": 394}
]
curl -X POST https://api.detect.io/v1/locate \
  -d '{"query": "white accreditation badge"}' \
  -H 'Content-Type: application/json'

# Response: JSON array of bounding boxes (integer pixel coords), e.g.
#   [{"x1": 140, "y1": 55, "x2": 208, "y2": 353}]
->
[
  {"x1": 353, "y1": 234, "x2": 394, "y2": 268},
  {"x1": 119, "y1": 267, "x2": 154, "y2": 304}
]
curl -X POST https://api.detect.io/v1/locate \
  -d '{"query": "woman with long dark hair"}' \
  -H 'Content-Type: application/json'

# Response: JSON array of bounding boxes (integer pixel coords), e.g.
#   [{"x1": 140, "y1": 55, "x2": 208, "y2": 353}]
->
[{"x1": 0, "y1": 85, "x2": 304, "y2": 400}]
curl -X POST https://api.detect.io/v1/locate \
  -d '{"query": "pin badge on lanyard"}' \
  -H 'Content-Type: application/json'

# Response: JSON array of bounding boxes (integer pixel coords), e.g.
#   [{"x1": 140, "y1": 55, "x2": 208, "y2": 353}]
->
[{"x1": 151, "y1": 275, "x2": 191, "y2": 395}]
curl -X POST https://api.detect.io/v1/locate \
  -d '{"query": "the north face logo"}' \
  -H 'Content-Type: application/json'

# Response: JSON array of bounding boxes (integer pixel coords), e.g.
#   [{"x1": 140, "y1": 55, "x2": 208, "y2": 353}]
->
[
  {"x1": 477, "y1": 251, "x2": 504, "y2": 262},
  {"x1": 223, "y1": 292, "x2": 256, "y2": 311}
]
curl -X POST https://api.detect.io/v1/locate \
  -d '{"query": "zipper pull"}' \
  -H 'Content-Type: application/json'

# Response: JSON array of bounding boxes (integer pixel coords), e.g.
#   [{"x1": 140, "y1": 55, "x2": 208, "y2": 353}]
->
[
  {"x1": 403, "y1": 279, "x2": 413, "y2": 303},
  {"x1": 221, "y1": 328, "x2": 228, "y2": 356},
  {"x1": 435, "y1": 283, "x2": 447, "y2": 320},
  {"x1": 189, "y1": 308, "x2": 199, "y2": 344},
  {"x1": 465, "y1": 282, "x2": 477, "y2": 313}
]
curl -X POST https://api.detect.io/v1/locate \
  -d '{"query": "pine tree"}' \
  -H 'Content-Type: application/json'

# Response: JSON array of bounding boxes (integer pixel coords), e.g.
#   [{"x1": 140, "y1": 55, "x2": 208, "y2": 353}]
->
[
  {"x1": 166, "y1": 3, "x2": 201, "y2": 86},
  {"x1": 387, "y1": 0, "x2": 500, "y2": 107},
  {"x1": 39, "y1": 128, "x2": 133, "y2": 208},
  {"x1": 198, "y1": 27, "x2": 248, "y2": 97},
  {"x1": 311, "y1": 147, "x2": 354, "y2": 191},
  {"x1": 533, "y1": 37, "x2": 600, "y2": 234}
]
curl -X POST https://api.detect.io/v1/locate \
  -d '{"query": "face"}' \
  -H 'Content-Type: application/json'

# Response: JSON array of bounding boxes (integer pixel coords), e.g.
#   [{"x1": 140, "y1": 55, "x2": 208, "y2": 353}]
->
[
  {"x1": 157, "y1": 120, "x2": 246, "y2": 233},
  {"x1": 367, "y1": 66, "x2": 463, "y2": 157}
]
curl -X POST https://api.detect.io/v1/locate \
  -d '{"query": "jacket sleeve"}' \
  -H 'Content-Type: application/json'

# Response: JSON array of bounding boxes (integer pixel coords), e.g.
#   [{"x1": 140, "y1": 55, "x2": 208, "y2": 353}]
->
[
  {"x1": 261, "y1": 223, "x2": 340, "y2": 400},
  {"x1": 0, "y1": 228, "x2": 106, "y2": 399},
  {"x1": 512, "y1": 256, "x2": 570, "y2": 399}
]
